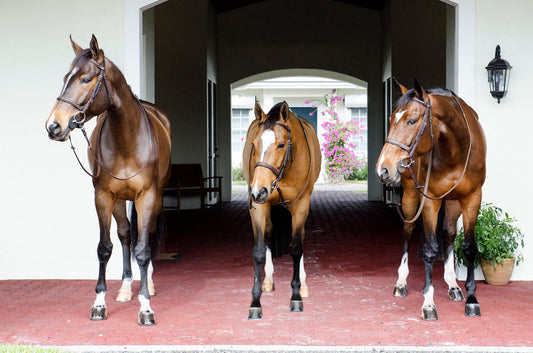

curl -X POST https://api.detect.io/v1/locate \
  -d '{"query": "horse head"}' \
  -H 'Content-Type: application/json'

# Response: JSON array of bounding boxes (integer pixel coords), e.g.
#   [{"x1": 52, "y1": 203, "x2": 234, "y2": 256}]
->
[
  {"x1": 376, "y1": 79, "x2": 438, "y2": 185},
  {"x1": 249, "y1": 101, "x2": 293, "y2": 204},
  {"x1": 46, "y1": 35, "x2": 112, "y2": 141}
]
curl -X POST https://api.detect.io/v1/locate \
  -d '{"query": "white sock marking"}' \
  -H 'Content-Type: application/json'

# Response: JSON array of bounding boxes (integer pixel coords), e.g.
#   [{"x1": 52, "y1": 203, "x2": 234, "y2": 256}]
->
[
  {"x1": 423, "y1": 285, "x2": 435, "y2": 307},
  {"x1": 264, "y1": 247, "x2": 274, "y2": 282},
  {"x1": 93, "y1": 292, "x2": 106, "y2": 307},
  {"x1": 138, "y1": 295, "x2": 153, "y2": 313},
  {"x1": 444, "y1": 249, "x2": 459, "y2": 289},
  {"x1": 299, "y1": 254, "x2": 307, "y2": 288},
  {"x1": 396, "y1": 253, "x2": 409, "y2": 286}
]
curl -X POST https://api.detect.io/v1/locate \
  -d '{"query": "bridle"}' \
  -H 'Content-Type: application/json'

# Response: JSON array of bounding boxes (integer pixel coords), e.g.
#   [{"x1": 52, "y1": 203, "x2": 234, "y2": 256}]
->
[
  {"x1": 250, "y1": 115, "x2": 312, "y2": 208},
  {"x1": 253, "y1": 122, "x2": 293, "y2": 206},
  {"x1": 57, "y1": 57, "x2": 112, "y2": 131},
  {"x1": 385, "y1": 97, "x2": 433, "y2": 174},
  {"x1": 385, "y1": 93, "x2": 472, "y2": 223},
  {"x1": 57, "y1": 55, "x2": 153, "y2": 181}
]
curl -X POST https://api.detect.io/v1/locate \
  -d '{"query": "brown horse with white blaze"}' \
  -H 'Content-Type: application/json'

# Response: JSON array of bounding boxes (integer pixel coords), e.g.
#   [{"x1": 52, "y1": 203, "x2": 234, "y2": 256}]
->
[
  {"x1": 45, "y1": 35, "x2": 171, "y2": 325},
  {"x1": 376, "y1": 79, "x2": 486, "y2": 320},
  {"x1": 243, "y1": 102, "x2": 321, "y2": 319}
]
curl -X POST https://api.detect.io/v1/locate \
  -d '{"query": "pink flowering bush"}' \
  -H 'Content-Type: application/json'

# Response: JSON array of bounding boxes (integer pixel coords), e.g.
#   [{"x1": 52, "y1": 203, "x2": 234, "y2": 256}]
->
[{"x1": 307, "y1": 90, "x2": 360, "y2": 181}]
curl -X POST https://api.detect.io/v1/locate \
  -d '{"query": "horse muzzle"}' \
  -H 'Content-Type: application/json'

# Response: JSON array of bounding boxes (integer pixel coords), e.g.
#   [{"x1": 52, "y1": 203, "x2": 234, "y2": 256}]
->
[
  {"x1": 250, "y1": 186, "x2": 269, "y2": 204},
  {"x1": 376, "y1": 166, "x2": 400, "y2": 185},
  {"x1": 46, "y1": 121, "x2": 71, "y2": 141}
]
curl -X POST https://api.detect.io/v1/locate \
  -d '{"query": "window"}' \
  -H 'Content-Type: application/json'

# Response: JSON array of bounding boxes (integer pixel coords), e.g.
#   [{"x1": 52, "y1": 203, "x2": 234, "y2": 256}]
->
[
  {"x1": 232, "y1": 108, "x2": 252, "y2": 153},
  {"x1": 350, "y1": 107, "x2": 367, "y2": 155}
]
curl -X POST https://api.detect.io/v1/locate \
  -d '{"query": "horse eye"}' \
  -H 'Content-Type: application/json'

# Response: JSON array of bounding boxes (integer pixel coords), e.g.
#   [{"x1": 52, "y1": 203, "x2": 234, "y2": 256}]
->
[
  {"x1": 80, "y1": 77, "x2": 91, "y2": 84},
  {"x1": 277, "y1": 143, "x2": 285, "y2": 149},
  {"x1": 406, "y1": 119, "x2": 417, "y2": 126}
]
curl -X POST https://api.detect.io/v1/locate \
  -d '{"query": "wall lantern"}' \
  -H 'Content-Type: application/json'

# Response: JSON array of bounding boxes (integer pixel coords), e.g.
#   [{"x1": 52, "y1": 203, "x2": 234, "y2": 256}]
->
[{"x1": 485, "y1": 45, "x2": 512, "y2": 103}]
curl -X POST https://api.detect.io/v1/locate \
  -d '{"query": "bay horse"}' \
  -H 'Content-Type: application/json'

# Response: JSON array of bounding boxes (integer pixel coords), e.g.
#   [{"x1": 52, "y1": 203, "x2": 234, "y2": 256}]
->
[
  {"x1": 45, "y1": 35, "x2": 171, "y2": 325},
  {"x1": 376, "y1": 79, "x2": 486, "y2": 320},
  {"x1": 242, "y1": 102, "x2": 321, "y2": 319}
]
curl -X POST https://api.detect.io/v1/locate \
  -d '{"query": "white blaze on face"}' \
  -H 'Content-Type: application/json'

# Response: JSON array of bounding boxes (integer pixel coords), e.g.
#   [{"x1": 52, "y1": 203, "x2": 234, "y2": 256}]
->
[
  {"x1": 260, "y1": 129, "x2": 276, "y2": 161},
  {"x1": 395, "y1": 110, "x2": 406, "y2": 124},
  {"x1": 252, "y1": 129, "x2": 276, "y2": 193},
  {"x1": 61, "y1": 67, "x2": 79, "y2": 97}
]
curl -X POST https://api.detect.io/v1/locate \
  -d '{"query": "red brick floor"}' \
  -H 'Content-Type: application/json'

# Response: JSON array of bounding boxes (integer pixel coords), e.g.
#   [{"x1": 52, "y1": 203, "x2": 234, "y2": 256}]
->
[{"x1": 1, "y1": 190, "x2": 532, "y2": 348}]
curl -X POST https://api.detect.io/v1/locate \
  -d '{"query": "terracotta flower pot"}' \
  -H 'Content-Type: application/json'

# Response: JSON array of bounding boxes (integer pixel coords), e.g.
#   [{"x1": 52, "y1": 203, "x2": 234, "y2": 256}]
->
[{"x1": 480, "y1": 258, "x2": 516, "y2": 285}]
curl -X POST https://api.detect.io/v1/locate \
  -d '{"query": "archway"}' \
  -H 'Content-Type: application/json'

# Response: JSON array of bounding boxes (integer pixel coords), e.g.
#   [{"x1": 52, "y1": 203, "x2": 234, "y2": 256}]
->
[{"x1": 230, "y1": 69, "x2": 368, "y2": 196}]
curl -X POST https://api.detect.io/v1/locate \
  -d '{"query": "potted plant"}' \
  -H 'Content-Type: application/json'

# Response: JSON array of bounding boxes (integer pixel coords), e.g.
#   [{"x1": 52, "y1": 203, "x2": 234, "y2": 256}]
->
[{"x1": 454, "y1": 203, "x2": 524, "y2": 285}]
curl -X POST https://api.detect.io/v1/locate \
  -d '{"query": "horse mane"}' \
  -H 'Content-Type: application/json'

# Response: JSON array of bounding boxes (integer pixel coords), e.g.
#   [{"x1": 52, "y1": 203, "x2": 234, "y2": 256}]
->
[
  {"x1": 263, "y1": 102, "x2": 286, "y2": 129},
  {"x1": 395, "y1": 87, "x2": 453, "y2": 110}
]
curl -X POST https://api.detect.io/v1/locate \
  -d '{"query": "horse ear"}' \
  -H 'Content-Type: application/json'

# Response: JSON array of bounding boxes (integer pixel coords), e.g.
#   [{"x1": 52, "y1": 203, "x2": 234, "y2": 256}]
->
[
  {"x1": 392, "y1": 77, "x2": 409, "y2": 96},
  {"x1": 89, "y1": 34, "x2": 103, "y2": 59},
  {"x1": 70, "y1": 35, "x2": 83, "y2": 55},
  {"x1": 280, "y1": 101, "x2": 290, "y2": 122},
  {"x1": 254, "y1": 102, "x2": 265, "y2": 121},
  {"x1": 413, "y1": 79, "x2": 425, "y2": 99}
]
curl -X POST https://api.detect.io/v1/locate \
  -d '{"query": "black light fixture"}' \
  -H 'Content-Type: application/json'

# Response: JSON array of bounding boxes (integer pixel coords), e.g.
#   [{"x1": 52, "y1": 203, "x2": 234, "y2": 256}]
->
[{"x1": 485, "y1": 45, "x2": 512, "y2": 103}]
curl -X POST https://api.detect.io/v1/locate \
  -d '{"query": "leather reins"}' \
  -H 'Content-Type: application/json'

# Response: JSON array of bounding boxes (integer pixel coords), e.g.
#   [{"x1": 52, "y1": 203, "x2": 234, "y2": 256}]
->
[
  {"x1": 250, "y1": 115, "x2": 312, "y2": 208},
  {"x1": 58, "y1": 57, "x2": 154, "y2": 180},
  {"x1": 386, "y1": 94, "x2": 472, "y2": 223}
]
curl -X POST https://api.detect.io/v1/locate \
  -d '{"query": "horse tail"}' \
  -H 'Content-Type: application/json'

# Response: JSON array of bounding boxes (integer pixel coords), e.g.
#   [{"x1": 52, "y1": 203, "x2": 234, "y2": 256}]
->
[
  {"x1": 269, "y1": 205, "x2": 292, "y2": 258},
  {"x1": 129, "y1": 202, "x2": 163, "y2": 260}
]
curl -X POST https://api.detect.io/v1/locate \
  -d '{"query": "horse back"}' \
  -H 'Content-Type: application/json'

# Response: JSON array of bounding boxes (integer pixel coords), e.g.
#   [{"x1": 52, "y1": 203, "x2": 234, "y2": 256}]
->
[{"x1": 141, "y1": 101, "x2": 172, "y2": 185}]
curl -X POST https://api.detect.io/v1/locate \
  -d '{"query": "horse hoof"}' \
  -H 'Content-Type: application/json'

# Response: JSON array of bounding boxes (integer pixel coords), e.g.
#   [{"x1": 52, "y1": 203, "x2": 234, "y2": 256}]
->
[
  {"x1": 116, "y1": 291, "x2": 132, "y2": 302},
  {"x1": 138, "y1": 311, "x2": 156, "y2": 326},
  {"x1": 248, "y1": 306, "x2": 263, "y2": 320},
  {"x1": 148, "y1": 284, "x2": 156, "y2": 297},
  {"x1": 90, "y1": 305, "x2": 107, "y2": 320},
  {"x1": 393, "y1": 284, "x2": 407, "y2": 297},
  {"x1": 465, "y1": 303, "x2": 481, "y2": 317},
  {"x1": 421, "y1": 305, "x2": 438, "y2": 321},
  {"x1": 448, "y1": 287, "x2": 465, "y2": 302},
  {"x1": 290, "y1": 300, "x2": 304, "y2": 312},
  {"x1": 262, "y1": 281, "x2": 275, "y2": 292},
  {"x1": 300, "y1": 286, "x2": 309, "y2": 298}
]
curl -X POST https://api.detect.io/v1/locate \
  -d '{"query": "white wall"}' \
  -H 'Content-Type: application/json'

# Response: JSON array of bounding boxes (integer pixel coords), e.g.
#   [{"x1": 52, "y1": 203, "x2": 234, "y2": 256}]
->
[
  {"x1": 473, "y1": 0, "x2": 533, "y2": 280},
  {"x1": 0, "y1": 0, "x2": 126, "y2": 279}
]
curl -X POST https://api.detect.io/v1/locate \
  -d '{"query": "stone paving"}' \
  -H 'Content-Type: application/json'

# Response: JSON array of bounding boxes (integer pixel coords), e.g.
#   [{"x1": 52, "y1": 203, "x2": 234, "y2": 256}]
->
[{"x1": 1, "y1": 186, "x2": 532, "y2": 350}]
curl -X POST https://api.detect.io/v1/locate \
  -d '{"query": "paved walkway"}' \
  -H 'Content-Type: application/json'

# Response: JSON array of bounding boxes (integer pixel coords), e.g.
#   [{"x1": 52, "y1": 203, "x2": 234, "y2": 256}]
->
[{"x1": 1, "y1": 187, "x2": 532, "y2": 351}]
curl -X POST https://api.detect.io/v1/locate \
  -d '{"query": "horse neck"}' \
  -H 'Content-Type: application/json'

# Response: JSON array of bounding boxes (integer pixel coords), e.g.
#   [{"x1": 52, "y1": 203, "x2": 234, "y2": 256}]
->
[
  {"x1": 104, "y1": 61, "x2": 145, "y2": 147},
  {"x1": 431, "y1": 95, "x2": 471, "y2": 162}
]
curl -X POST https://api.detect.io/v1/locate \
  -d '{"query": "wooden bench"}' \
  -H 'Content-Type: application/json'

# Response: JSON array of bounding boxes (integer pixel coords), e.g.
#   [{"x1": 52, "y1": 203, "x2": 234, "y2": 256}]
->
[{"x1": 163, "y1": 164, "x2": 222, "y2": 212}]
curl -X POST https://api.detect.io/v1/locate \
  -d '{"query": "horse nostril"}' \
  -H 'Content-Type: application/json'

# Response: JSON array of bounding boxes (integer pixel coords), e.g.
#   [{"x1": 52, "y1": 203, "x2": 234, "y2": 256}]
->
[
  {"x1": 47, "y1": 121, "x2": 62, "y2": 138},
  {"x1": 251, "y1": 186, "x2": 269, "y2": 204},
  {"x1": 379, "y1": 167, "x2": 389, "y2": 182}
]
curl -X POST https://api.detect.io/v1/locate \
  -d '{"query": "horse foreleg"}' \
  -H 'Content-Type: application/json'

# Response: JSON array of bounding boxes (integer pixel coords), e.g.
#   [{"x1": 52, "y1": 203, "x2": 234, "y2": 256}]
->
[
  {"x1": 113, "y1": 200, "x2": 133, "y2": 303},
  {"x1": 394, "y1": 189, "x2": 418, "y2": 297},
  {"x1": 248, "y1": 204, "x2": 268, "y2": 319},
  {"x1": 289, "y1": 202, "x2": 308, "y2": 312},
  {"x1": 262, "y1": 247, "x2": 275, "y2": 292},
  {"x1": 419, "y1": 200, "x2": 442, "y2": 321},
  {"x1": 91, "y1": 192, "x2": 115, "y2": 320},
  {"x1": 443, "y1": 201, "x2": 465, "y2": 301},
  {"x1": 460, "y1": 190, "x2": 482, "y2": 317}
]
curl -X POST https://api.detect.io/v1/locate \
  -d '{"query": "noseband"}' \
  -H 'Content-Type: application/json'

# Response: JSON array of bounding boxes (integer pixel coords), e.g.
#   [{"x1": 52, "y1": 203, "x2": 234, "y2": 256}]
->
[
  {"x1": 57, "y1": 57, "x2": 112, "y2": 130},
  {"x1": 253, "y1": 121, "x2": 293, "y2": 204}
]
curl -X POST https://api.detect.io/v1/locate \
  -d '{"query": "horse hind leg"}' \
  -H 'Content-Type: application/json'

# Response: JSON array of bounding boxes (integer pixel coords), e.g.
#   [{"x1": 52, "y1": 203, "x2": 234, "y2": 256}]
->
[
  {"x1": 114, "y1": 200, "x2": 133, "y2": 303},
  {"x1": 299, "y1": 254, "x2": 309, "y2": 298},
  {"x1": 442, "y1": 201, "x2": 465, "y2": 302},
  {"x1": 262, "y1": 247, "x2": 275, "y2": 292}
]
